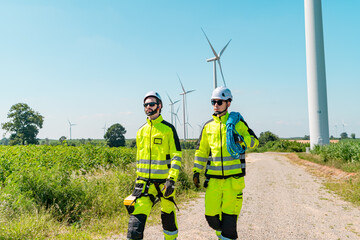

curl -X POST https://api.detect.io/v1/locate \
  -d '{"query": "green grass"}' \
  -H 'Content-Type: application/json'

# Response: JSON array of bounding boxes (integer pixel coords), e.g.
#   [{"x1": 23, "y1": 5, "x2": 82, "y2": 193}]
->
[
  {"x1": 0, "y1": 145, "x2": 198, "y2": 239},
  {"x1": 295, "y1": 141, "x2": 360, "y2": 207}
]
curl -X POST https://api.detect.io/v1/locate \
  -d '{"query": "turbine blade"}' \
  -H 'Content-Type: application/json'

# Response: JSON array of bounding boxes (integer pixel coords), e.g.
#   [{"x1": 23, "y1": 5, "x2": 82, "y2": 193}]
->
[
  {"x1": 167, "y1": 93, "x2": 173, "y2": 104},
  {"x1": 173, "y1": 100, "x2": 180, "y2": 104},
  {"x1": 177, "y1": 74, "x2": 186, "y2": 93},
  {"x1": 201, "y1": 27, "x2": 219, "y2": 58},
  {"x1": 186, "y1": 89, "x2": 196, "y2": 94},
  {"x1": 219, "y1": 39, "x2": 232, "y2": 57},
  {"x1": 217, "y1": 60, "x2": 226, "y2": 87}
]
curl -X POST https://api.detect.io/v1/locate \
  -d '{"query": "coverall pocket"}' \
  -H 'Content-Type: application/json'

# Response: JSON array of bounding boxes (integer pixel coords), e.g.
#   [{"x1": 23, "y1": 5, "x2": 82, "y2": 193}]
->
[{"x1": 231, "y1": 177, "x2": 245, "y2": 191}]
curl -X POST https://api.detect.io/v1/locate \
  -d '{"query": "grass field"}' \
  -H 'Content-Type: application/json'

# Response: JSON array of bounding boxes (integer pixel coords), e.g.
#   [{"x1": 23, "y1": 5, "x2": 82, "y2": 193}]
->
[{"x1": 0, "y1": 145, "x2": 198, "y2": 239}]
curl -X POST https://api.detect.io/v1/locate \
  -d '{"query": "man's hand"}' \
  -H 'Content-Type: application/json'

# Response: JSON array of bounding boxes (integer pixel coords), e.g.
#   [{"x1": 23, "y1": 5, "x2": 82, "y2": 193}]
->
[
  {"x1": 193, "y1": 172, "x2": 200, "y2": 188},
  {"x1": 162, "y1": 179, "x2": 175, "y2": 197}
]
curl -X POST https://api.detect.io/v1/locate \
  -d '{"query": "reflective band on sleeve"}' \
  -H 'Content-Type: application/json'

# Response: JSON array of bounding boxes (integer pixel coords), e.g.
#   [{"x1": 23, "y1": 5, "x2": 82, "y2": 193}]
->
[
  {"x1": 138, "y1": 159, "x2": 171, "y2": 165},
  {"x1": 137, "y1": 168, "x2": 169, "y2": 174},
  {"x1": 207, "y1": 163, "x2": 246, "y2": 171},
  {"x1": 194, "y1": 163, "x2": 205, "y2": 170},
  {"x1": 172, "y1": 156, "x2": 181, "y2": 161},
  {"x1": 171, "y1": 164, "x2": 181, "y2": 170},
  {"x1": 195, "y1": 156, "x2": 208, "y2": 163}
]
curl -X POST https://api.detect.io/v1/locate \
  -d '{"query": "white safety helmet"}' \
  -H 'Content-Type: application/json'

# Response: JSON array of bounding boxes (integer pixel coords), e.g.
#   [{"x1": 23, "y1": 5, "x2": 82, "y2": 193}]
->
[
  {"x1": 211, "y1": 86, "x2": 233, "y2": 101},
  {"x1": 144, "y1": 91, "x2": 162, "y2": 104}
]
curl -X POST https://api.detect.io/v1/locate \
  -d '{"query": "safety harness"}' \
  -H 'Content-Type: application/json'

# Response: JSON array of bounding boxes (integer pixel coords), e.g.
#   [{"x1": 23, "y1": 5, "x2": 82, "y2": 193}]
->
[{"x1": 124, "y1": 177, "x2": 179, "y2": 214}]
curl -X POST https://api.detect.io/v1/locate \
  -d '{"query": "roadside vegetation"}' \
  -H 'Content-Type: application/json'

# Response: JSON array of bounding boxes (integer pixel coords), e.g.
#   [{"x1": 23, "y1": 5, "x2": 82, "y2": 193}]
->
[
  {"x1": 0, "y1": 145, "x2": 198, "y2": 239},
  {"x1": 296, "y1": 140, "x2": 360, "y2": 206}
]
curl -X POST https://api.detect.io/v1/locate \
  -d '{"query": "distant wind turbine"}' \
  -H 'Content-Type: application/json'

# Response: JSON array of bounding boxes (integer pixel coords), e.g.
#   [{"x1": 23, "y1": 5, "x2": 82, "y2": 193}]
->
[
  {"x1": 167, "y1": 93, "x2": 180, "y2": 126},
  {"x1": 178, "y1": 74, "x2": 195, "y2": 142},
  {"x1": 201, "y1": 27, "x2": 231, "y2": 89},
  {"x1": 68, "y1": 120, "x2": 77, "y2": 140},
  {"x1": 173, "y1": 106, "x2": 181, "y2": 131},
  {"x1": 102, "y1": 123, "x2": 107, "y2": 137}
]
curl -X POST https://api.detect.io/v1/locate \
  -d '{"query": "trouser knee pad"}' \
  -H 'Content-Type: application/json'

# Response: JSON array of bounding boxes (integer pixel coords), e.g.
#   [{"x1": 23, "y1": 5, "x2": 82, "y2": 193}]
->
[
  {"x1": 161, "y1": 211, "x2": 177, "y2": 231},
  {"x1": 222, "y1": 213, "x2": 238, "y2": 239},
  {"x1": 205, "y1": 214, "x2": 221, "y2": 231},
  {"x1": 127, "y1": 214, "x2": 147, "y2": 240}
]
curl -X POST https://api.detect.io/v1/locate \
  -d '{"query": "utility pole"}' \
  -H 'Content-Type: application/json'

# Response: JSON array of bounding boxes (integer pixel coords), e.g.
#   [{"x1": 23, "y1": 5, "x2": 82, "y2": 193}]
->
[{"x1": 304, "y1": 0, "x2": 329, "y2": 149}]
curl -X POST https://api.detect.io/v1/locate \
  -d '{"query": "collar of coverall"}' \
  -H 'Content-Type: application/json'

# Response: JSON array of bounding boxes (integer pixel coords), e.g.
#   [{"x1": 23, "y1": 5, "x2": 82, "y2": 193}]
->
[
  {"x1": 146, "y1": 114, "x2": 163, "y2": 125},
  {"x1": 212, "y1": 111, "x2": 229, "y2": 124}
]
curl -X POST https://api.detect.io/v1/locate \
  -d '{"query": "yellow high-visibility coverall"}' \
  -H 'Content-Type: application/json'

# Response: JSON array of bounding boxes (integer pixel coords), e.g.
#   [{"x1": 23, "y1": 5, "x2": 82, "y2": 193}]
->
[
  {"x1": 127, "y1": 115, "x2": 182, "y2": 240},
  {"x1": 193, "y1": 112, "x2": 258, "y2": 240}
]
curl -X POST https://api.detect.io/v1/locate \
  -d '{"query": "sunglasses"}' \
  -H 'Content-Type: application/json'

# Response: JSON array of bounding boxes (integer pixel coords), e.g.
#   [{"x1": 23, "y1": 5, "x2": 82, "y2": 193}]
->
[
  {"x1": 211, "y1": 100, "x2": 225, "y2": 106},
  {"x1": 143, "y1": 102, "x2": 157, "y2": 107}
]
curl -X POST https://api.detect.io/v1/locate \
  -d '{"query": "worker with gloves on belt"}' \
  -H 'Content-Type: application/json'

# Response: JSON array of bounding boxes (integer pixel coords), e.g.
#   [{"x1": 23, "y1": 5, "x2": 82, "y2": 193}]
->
[
  {"x1": 193, "y1": 86, "x2": 258, "y2": 240},
  {"x1": 126, "y1": 91, "x2": 182, "y2": 240}
]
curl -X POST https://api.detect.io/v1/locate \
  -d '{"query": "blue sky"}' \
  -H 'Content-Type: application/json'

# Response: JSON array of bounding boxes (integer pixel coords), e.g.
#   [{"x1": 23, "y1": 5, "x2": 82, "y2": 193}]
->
[{"x1": 0, "y1": 1, "x2": 359, "y2": 140}]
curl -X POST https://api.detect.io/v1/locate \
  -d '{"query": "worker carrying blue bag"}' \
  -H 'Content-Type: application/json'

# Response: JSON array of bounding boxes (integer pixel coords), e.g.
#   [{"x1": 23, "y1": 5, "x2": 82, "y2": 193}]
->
[{"x1": 193, "y1": 86, "x2": 259, "y2": 240}]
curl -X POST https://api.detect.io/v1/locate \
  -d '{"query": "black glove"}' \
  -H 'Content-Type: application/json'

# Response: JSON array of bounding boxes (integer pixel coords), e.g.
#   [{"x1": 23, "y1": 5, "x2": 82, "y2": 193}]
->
[
  {"x1": 162, "y1": 178, "x2": 175, "y2": 197},
  {"x1": 193, "y1": 172, "x2": 200, "y2": 188}
]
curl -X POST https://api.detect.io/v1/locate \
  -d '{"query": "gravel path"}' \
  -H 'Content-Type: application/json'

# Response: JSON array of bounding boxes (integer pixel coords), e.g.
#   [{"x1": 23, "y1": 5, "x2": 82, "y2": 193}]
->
[{"x1": 113, "y1": 152, "x2": 360, "y2": 240}]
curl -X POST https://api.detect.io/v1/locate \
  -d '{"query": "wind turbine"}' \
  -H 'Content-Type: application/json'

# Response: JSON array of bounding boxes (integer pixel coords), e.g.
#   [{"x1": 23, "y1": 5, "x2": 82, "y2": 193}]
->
[
  {"x1": 178, "y1": 74, "x2": 195, "y2": 142},
  {"x1": 201, "y1": 27, "x2": 231, "y2": 89},
  {"x1": 342, "y1": 120, "x2": 347, "y2": 133},
  {"x1": 102, "y1": 123, "x2": 107, "y2": 137},
  {"x1": 173, "y1": 106, "x2": 181, "y2": 131},
  {"x1": 167, "y1": 93, "x2": 180, "y2": 125},
  {"x1": 68, "y1": 120, "x2": 77, "y2": 140},
  {"x1": 304, "y1": 0, "x2": 329, "y2": 148}
]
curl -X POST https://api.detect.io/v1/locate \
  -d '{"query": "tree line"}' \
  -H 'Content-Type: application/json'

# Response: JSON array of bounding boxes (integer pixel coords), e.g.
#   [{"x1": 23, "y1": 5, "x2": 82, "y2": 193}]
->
[{"x1": 1, "y1": 103, "x2": 126, "y2": 147}]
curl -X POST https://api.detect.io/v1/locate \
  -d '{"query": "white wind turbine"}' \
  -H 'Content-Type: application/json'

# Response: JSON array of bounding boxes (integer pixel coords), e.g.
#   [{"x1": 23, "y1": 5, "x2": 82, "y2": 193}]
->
[
  {"x1": 178, "y1": 74, "x2": 195, "y2": 142},
  {"x1": 201, "y1": 27, "x2": 231, "y2": 89},
  {"x1": 167, "y1": 93, "x2": 180, "y2": 126},
  {"x1": 173, "y1": 106, "x2": 181, "y2": 131},
  {"x1": 68, "y1": 120, "x2": 77, "y2": 140},
  {"x1": 102, "y1": 123, "x2": 107, "y2": 137}
]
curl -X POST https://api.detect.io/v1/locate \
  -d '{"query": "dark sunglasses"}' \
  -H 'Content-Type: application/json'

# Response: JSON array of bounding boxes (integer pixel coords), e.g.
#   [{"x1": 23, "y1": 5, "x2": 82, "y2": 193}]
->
[
  {"x1": 143, "y1": 102, "x2": 157, "y2": 107},
  {"x1": 211, "y1": 100, "x2": 225, "y2": 106}
]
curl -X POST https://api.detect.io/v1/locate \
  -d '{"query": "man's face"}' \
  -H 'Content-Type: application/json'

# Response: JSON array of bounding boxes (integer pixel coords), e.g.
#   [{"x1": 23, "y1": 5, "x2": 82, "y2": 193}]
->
[
  {"x1": 211, "y1": 99, "x2": 230, "y2": 114},
  {"x1": 144, "y1": 97, "x2": 160, "y2": 117}
]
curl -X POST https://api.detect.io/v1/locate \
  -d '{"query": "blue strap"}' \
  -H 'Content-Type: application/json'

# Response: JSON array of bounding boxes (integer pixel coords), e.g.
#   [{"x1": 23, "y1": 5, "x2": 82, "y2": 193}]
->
[{"x1": 226, "y1": 112, "x2": 247, "y2": 159}]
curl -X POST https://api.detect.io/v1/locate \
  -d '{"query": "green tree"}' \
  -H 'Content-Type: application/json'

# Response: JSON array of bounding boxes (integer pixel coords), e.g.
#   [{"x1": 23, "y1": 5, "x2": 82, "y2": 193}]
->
[
  {"x1": 1, "y1": 103, "x2": 44, "y2": 145},
  {"x1": 351, "y1": 133, "x2": 356, "y2": 139},
  {"x1": 340, "y1": 132, "x2": 348, "y2": 139},
  {"x1": 258, "y1": 131, "x2": 279, "y2": 145},
  {"x1": 104, "y1": 123, "x2": 126, "y2": 147},
  {"x1": 59, "y1": 136, "x2": 67, "y2": 143}
]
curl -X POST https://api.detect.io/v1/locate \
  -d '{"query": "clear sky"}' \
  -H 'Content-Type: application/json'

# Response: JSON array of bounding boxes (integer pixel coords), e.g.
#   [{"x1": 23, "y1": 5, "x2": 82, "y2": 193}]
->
[{"x1": 1, "y1": 1, "x2": 359, "y2": 140}]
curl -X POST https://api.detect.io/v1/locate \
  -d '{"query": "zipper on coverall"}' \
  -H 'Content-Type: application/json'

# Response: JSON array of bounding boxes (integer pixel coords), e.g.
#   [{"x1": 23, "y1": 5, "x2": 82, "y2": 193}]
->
[{"x1": 149, "y1": 121, "x2": 152, "y2": 179}]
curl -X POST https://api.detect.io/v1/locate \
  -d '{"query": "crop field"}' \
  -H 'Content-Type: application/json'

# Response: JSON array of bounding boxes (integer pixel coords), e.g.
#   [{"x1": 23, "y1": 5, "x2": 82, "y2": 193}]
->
[{"x1": 0, "y1": 145, "x2": 196, "y2": 239}]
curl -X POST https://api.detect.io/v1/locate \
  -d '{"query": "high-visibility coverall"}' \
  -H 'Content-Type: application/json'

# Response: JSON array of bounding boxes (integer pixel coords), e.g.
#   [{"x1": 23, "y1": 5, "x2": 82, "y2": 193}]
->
[
  {"x1": 193, "y1": 112, "x2": 258, "y2": 240},
  {"x1": 127, "y1": 115, "x2": 182, "y2": 240}
]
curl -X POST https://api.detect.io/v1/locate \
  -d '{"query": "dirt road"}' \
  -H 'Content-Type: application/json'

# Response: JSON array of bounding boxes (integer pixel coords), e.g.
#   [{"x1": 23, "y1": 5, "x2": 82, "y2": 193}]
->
[{"x1": 114, "y1": 152, "x2": 360, "y2": 240}]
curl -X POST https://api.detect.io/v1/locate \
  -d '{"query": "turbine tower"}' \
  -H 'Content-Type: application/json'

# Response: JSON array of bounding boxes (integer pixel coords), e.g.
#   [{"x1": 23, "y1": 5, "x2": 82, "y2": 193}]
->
[
  {"x1": 178, "y1": 74, "x2": 195, "y2": 142},
  {"x1": 102, "y1": 123, "x2": 107, "y2": 137},
  {"x1": 201, "y1": 27, "x2": 231, "y2": 89},
  {"x1": 167, "y1": 93, "x2": 180, "y2": 125},
  {"x1": 304, "y1": 0, "x2": 329, "y2": 149},
  {"x1": 68, "y1": 120, "x2": 77, "y2": 140}
]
